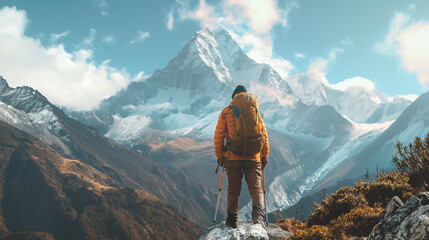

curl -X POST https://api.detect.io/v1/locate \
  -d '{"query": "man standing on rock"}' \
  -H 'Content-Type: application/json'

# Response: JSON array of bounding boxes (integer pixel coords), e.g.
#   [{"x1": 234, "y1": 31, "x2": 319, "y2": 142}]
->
[{"x1": 214, "y1": 85, "x2": 269, "y2": 228}]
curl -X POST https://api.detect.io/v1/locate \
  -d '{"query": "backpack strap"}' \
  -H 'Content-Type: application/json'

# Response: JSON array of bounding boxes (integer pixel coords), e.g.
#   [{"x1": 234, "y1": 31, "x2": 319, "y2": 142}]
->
[
  {"x1": 222, "y1": 106, "x2": 232, "y2": 152},
  {"x1": 232, "y1": 103, "x2": 241, "y2": 118}
]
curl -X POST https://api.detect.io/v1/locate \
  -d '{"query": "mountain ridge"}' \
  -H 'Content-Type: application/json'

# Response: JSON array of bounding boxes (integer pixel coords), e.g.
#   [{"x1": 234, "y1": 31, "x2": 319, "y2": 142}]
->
[
  {"x1": 285, "y1": 72, "x2": 413, "y2": 123},
  {"x1": 313, "y1": 90, "x2": 429, "y2": 192},
  {"x1": 0, "y1": 120, "x2": 201, "y2": 239},
  {"x1": 0, "y1": 75, "x2": 216, "y2": 226}
]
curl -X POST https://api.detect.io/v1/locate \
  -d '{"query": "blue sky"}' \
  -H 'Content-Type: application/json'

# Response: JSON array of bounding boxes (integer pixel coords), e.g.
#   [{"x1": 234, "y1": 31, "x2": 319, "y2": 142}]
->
[{"x1": 0, "y1": 0, "x2": 428, "y2": 110}]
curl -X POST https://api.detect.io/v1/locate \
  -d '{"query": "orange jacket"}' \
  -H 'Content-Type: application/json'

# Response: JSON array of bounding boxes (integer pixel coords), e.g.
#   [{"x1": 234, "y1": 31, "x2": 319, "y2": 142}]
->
[{"x1": 214, "y1": 96, "x2": 269, "y2": 161}]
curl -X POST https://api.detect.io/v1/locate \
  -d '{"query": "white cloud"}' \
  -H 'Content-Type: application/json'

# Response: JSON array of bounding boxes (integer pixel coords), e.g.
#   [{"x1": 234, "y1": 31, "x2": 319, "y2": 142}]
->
[
  {"x1": 93, "y1": 0, "x2": 108, "y2": 16},
  {"x1": 122, "y1": 102, "x2": 172, "y2": 113},
  {"x1": 130, "y1": 31, "x2": 150, "y2": 44},
  {"x1": 50, "y1": 31, "x2": 69, "y2": 42},
  {"x1": 309, "y1": 48, "x2": 343, "y2": 76},
  {"x1": 192, "y1": 0, "x2": 216, "y2": 25},
  {"x1": 77, "y1": 28, "x2": 97, "y2": 49},
  {"x1": 226, "y1": 0, "x2": 281, "y2": 34},
  {"x1": 0, "y1": 6, "x2": 26, "y2": 37},
  {"x1": 331, "y1": 76, "x2": 376, "y2": 91},
  {"x1": 376, "y1": 12, "x2": 429, "y2": 86},
  {"x1": 280, "y1": 1, "x2": 299, "y2": 27},
  {"x1": 222, "y1": 0, "x2": 298, "y2": 34},
  {"x1": 167, "y1": 10, "x2": 174, "y2": 30},
  {"x1": 251, "y1": 83, "x2": 296, "y2": 106},
  {"x1": 102, "y1": 35, "x2": 115, "y2": 44},
  {"x1": 230, "y1": 31, "x2": 294, "y2": 78},
  {"x1": 295, "y1": 53, "x2": 305, "y2": 59},
  {"x1": 133, "y1": 71, "x2": 150, "y2": 82},
  {"x1": 174, "y1": 0, "x2": 296, "y2": 34},
  {"x1": 0, "y1": 6, "x2": 133, "y2": 111},
  {"x1": 176, "y1": 0, "x2": 215, "y2": 26}
]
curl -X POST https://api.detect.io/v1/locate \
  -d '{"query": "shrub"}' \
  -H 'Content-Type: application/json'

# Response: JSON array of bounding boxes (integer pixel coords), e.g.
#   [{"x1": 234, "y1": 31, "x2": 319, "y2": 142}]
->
[
  {"x1": 354, "y1": 172, "x2": 413, "y2": 207},
  {"x1": 273, "y1": 218, "x2": 305, "y2": 233},
  {"x1": 289, "y1": 225, "x2": 331, "y2": 240},
  {"x1": 392, "y1": 133, "x2": 429, "y2": 188},
  {"x1": 307, "y1": 186, "x2": 367, "y2": 227},
  {"x1": 330, "y1": 206, "x2": 383, "y2": 238}
]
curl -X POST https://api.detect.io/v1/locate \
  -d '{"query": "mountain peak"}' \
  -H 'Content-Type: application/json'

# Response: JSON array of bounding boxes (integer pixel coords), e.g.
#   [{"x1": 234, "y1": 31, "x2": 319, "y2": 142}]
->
[
  {"x1": 286, "y1": 72, "x2": 330, "y2": 105},
  {"x1": 193, "y1": 25, "x2": 244, "y2": 63},
  {"x1": 197, "y1": 24, "x2": 230, "y2": 38},
  {"x1": 0, "y1": 75, "x2": 10, "y2": 91},
  {"x1": 147, "y1": 26, "x2": 258, "y2": 92}
]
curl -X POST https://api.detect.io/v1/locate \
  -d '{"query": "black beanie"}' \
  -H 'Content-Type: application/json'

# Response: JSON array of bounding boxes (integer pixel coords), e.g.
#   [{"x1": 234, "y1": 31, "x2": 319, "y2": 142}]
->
[{"x1": 232, "y1": 85, "x2": 247, "y2": 99}]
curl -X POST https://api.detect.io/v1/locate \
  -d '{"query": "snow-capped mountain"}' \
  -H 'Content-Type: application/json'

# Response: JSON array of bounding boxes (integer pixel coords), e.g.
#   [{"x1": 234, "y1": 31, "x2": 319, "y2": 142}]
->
[
  {"x1": 0, "y1": 76, "x2": 63, "y2": 135},
  {"x1": 72, "y1": 27, "x2": 294, "y2": 141},
  {"x1": 314, "y1": 90, "x2": 429, "y2": 192},
  {"x1": 69, "y1": 26, "x2": 403, "y2": 218},
  {"x1": 286, "y1": 72, "x2": 414, "y2": 123}
]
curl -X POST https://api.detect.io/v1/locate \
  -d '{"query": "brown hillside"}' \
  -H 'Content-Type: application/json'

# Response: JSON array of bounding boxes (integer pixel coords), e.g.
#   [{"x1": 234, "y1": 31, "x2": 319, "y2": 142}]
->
[
  {"x1": 0, "y1": 120, "x2": 201, "y2": 239},
  {"x1": 52, "y1": 107, "x2": 214, "y2": 225}
]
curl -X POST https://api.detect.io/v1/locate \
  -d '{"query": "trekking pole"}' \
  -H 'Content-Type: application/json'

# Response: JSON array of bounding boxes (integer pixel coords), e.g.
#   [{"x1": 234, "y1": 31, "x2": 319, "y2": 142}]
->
[
  {"x1": 213, "y1": 166, "x2": 225, "y2": 226},
  {"x1": 262, "y1": 169, "x2": 268, "y2": 226}
]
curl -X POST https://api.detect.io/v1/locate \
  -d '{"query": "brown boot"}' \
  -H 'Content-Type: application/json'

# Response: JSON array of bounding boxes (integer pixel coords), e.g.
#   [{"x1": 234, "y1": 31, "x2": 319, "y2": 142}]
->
[
  {"x1": 225, "y1": 213, "x2": 238, "y2": 228},
  {"x1": 251, "y1": 204, "x2": 264, "y2": 226}
]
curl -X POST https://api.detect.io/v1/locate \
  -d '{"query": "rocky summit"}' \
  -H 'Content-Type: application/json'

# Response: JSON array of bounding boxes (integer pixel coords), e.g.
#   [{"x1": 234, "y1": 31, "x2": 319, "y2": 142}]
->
[
  {"x1": 367, "y1": 192, "x2": 429, "y2": 240},
  {"x1": 198, "y1": 221, "x2": 292, "y2": 240}
]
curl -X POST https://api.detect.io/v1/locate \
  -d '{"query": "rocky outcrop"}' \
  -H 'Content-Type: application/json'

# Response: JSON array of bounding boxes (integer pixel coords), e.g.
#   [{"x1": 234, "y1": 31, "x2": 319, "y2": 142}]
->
[
  {"x1": 379, "y1": 196, "x2": 404, "y2": 220},
  {"x1": 198, "y1": 221, "x2": 292, "y2": 240},
  {"x1": 367, "y1": 192, "x2": 429, "y2": 240}
]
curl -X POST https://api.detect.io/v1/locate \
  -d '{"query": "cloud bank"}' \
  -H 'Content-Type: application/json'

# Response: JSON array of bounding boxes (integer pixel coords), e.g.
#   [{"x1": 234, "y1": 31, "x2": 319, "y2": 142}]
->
[
  {"x1": 377, "y1": 12, "x2": 429, "y2": 86},
  {"x1": 0, "y1": 6, "x2": 133, "y2": 111},
  {"x1": 331, "y1": 76, "x2": 376, "y2": 91}
]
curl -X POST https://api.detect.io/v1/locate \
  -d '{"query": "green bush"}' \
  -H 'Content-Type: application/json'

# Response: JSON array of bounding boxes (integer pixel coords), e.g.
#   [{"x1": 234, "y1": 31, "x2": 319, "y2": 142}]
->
[{"x1": 392, "y1": 133, "x2": 429, "y2": 188}]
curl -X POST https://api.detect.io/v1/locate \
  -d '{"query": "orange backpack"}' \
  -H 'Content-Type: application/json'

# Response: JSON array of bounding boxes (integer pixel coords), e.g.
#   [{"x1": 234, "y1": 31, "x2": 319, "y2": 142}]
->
[{"x1": 229, "y1": 92, "x2": 265, "y2": 156}]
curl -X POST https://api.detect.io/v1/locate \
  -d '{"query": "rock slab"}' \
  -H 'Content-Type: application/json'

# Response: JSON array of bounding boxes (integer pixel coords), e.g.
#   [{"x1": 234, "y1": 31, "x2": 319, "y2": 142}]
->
[
  {"x1": 367, "y1": 192, "x2": 429, "y2": 240},
  {"x1": 198, "y1": 221, "x2": 293, "y2": 240}
]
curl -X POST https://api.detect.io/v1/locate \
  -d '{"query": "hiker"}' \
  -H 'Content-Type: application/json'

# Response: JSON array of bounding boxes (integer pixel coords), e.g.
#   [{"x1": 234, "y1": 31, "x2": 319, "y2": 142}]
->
[{"x1": 214, "y1": 85, "x2": 269, "y2": 228}]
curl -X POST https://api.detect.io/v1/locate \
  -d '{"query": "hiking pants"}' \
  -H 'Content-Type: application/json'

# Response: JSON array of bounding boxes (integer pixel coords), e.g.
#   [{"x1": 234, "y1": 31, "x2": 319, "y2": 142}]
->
[{"x1": 226, "y1": 160, "x2": 263, "y2": 215}]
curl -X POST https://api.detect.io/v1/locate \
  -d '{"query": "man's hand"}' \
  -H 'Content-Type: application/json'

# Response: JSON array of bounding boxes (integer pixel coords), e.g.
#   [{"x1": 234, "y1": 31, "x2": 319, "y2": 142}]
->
[
  {"x1": 261, "y1": 157, "x2": 268, "y2": 170},
  {"x1": 217, "y1": 157, "x2": 225, "y2": 167}
]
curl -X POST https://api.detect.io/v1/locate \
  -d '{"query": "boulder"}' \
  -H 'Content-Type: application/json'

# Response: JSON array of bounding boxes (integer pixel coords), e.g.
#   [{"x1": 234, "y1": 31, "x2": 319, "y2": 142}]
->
[
  {"x1": 198, "y1": 221, "x2": 293, "y2": 240},
  {"x1": 367, "y1": 192, "x2": 429, "y2": 240},
  {"x1": 379, "y1": 196, "x2": 403, "y2": 220}
]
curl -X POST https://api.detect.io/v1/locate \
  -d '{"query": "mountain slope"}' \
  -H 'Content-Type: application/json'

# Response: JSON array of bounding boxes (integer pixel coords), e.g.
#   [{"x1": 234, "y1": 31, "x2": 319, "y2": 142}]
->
[
  {"x1": 0, "y1": 120, "x2": 201, "y2": 239},
  {"x1": 0, "y1": 75, "x2": 214, "y2": 225}
]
